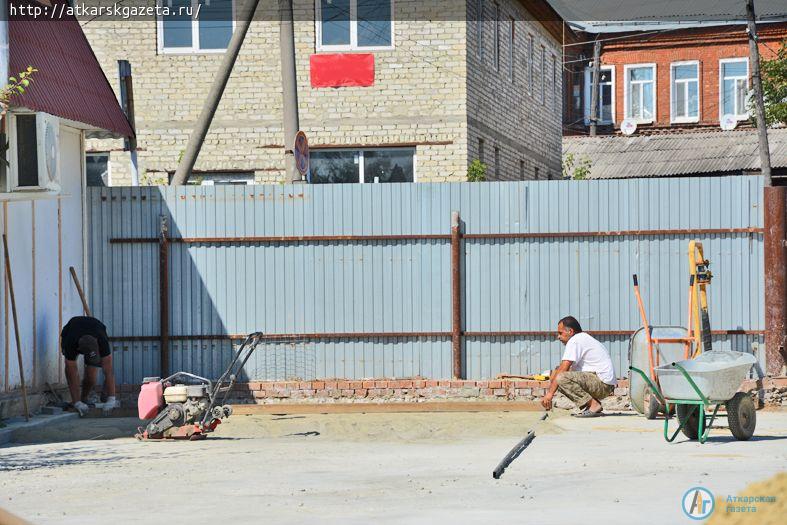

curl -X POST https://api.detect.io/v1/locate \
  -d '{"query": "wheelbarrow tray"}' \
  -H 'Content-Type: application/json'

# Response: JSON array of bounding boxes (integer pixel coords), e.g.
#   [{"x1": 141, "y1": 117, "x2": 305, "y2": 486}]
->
[{"x1": 654, "y1": 350, "x2": 756, "y2": 402}]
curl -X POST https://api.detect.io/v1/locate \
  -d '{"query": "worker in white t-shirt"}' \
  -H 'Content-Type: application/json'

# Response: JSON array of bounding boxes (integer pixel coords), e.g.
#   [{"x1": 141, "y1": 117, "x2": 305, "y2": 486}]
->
[{"x1": 540, "y1": 316, "x2": 618, "y2": 417}]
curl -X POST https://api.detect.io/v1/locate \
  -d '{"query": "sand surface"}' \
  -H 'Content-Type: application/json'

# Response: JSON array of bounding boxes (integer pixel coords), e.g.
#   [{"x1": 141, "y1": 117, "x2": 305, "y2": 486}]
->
[{"x1": 1, "y1": 409, "x2": 785, "y2": 524}]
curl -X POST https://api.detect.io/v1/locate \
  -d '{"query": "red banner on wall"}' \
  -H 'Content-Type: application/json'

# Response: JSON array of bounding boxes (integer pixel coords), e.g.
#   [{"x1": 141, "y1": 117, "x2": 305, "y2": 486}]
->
[{"x1": 310, "y1": 53, "x2": 375, "y2": 88}]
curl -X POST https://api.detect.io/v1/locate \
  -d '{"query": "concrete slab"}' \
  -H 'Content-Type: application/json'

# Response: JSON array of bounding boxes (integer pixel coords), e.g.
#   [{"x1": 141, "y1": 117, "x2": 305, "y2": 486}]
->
[
  {"x1": 0, "y1": 412, "x2": 78, "y2": 446},
  {"x1": 1, "y1": 410, "x2": 785, "y2": 524}
]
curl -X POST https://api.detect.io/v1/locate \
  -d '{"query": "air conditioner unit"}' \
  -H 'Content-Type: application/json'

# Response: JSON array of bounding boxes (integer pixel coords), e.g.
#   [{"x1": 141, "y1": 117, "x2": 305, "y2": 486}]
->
[{"x1": 37, "y1": 112, "x2": 61, "y2": 192}]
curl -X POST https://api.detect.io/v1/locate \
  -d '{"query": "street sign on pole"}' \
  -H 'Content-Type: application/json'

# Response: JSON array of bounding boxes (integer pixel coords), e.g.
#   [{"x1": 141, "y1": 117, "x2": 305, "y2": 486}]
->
[{"x1": 294, "y1": 131, "x2": 309, "y2": 179}]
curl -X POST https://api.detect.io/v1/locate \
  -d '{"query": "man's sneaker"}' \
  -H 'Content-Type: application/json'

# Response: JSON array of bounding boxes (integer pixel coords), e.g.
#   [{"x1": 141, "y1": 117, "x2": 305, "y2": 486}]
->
[
  {"x1": 102, "y1": 396, "x2": 119, "y2": 413},
  {"x1": 73, "y1": 401, "x2": 89, "y2": 417},
  {"x1": 85, "y1": 392, "x2": 100, "y2": 406}
]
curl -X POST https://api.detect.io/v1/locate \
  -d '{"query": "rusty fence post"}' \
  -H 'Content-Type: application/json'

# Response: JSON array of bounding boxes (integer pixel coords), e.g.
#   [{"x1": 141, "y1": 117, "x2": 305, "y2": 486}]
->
[
  {"x1": 451, "y1": 211, "x2": 463, "y2": 379},
  {"x1": 159, "y1": 215, "x2": 169, "y2": 377},
  {"x1": 764, "y1": 186, "x2": 787, "y2": 376}
]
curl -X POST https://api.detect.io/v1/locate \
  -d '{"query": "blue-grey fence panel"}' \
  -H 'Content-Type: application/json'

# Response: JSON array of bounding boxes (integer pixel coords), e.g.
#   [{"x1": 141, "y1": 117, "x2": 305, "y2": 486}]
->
[{"x1": 86, "y1": 176, "x2": 764, "y2": 383}]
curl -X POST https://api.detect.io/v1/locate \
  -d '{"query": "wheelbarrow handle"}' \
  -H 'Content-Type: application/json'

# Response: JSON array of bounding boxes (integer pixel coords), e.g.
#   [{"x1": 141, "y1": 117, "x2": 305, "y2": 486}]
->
[{"x1": 629, "y1": 366, "x2": 666, "y2": 406}]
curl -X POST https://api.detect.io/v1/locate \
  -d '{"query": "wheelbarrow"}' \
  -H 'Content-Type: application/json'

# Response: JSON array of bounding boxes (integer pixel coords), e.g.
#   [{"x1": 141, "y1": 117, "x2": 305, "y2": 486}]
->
[{"x1": 630, "y1": 350, "x2": 757, "y2": 444}]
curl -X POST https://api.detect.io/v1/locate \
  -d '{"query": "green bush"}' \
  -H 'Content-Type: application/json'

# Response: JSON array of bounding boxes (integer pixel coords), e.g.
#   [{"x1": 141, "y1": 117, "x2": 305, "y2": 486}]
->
[{"x1": 467, "y1": 159, "x2": 487, "y2": 182}]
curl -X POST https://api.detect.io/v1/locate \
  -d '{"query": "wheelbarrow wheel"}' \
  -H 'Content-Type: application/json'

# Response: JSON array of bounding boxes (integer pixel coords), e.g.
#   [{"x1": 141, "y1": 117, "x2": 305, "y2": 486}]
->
[
  {"x1": 676, "y1": 404, "x2": 705, "y2": 440},
  {"x1": 644, "y1": 388, "x2": 660, "y2": 420},
  {"x1": 727, "y1": 392, "x2": 756, "y2": 441}
]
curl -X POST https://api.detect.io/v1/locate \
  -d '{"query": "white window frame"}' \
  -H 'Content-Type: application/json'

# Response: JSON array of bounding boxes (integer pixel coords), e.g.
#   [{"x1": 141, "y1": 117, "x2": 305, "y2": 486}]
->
[
  {"x1": 624, "y1": 63, "x2": 657, "y2": 124},
  {"x1": 315, "y1": 0, "x2": 395, "y2": 52},
  {"x1": 7, "y1": 112, "x2": 47, "y2": 192},
  {"x1": 157, "y1": 0, "x2": 237, "y2": 55},
  {"x1": 583, "y1": 65, "x2": 615, "y2": 125},
  {"x1": 670, "y1": 60, "x2": 700, "y2": 123},
  {"x1": 310, "y1": 147, "x2": 417, "y2": 183},
  {"x1": 719, "y1": 58, "x2": 749, "y2": 121}
]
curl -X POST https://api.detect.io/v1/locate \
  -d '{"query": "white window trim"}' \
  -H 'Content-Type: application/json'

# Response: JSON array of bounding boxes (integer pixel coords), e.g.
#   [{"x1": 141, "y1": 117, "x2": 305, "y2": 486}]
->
[
  {"x1": 7, "y1": 112, "x2": 47, "y2": 192},
  {"x1": 156, "y1": 0, "x2": 236, "y2": 55},
  {"x1": 670, "y1": 60, "x2": 700, "y2": 123},
  {"x1": 311, "y1": 147, "x2": 416, "y2": 183},
  {"x1": 624, "y1": 63, "x2": 657, "y2": 124},
  {"x1": 315, "y1": 0, "x2": 395, "y2": 52},
  {"x1": 583, "y1": 65, "x2": 615, "y2": 125},
  {"x1": 157, "y1": 0, "x2": 237, "y2": 55},
  {"x1": 719, "y1": 57, "x2": 749, "y2": 121}
]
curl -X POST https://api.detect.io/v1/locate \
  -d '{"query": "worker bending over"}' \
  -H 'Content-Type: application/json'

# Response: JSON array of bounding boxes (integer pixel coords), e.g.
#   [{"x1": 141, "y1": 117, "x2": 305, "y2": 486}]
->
[
  {"x1": 61, "y1": 316, "x2": 117, "y2": 416},
  {"x1": 541, "y1": 316, "x2": 617, "y2": 417}
]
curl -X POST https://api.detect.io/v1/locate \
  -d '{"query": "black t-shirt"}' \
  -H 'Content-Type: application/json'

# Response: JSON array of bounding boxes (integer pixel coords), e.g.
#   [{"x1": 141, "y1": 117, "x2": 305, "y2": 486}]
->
[{"x1": 60, "y1": 316, "x2": 111, "y2": 361}]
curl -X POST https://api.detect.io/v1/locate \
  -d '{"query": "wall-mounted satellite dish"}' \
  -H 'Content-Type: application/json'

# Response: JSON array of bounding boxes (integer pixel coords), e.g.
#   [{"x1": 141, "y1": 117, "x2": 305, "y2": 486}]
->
[
  {"x1": 720, "y1": 114, "x2": 738, "y2": 131},
  {"x1": 620, "y1": 118, "x2": 637, "y2": 136}
]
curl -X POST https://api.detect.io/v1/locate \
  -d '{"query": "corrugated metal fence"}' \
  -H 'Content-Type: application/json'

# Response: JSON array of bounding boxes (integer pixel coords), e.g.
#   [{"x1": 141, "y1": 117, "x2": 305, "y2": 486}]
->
[{"x1": 86, "y1": 176, "x2": 765, "y2": 384}]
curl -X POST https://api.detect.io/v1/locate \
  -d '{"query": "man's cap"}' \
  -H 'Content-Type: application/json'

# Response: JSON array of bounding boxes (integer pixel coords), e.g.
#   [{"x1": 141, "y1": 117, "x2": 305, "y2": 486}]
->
[{"x1": 77, "y1": 335, "x2": 101, "y2": 366}]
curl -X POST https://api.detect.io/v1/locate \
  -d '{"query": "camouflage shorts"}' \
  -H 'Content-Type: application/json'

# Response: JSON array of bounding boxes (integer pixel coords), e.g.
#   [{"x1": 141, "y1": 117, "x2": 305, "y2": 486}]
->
[{"x1": 556, "y1": 371, "x2": 615, "y2": 408}]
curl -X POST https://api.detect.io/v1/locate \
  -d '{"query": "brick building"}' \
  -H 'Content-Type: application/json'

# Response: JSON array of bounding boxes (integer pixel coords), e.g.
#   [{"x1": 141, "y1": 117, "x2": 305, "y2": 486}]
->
[
  {"x1": 81, "y1": 0, "x2": 571, "y2": 186},
  {"x1": 563, "y1": 21, "x2": 787, "y2": 134}
]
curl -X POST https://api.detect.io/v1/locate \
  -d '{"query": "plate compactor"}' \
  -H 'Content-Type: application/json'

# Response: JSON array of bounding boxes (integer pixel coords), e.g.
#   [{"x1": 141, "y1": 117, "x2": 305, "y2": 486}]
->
[{"x1": 135, "y1": 332, "x2": 266, "y2": 440}]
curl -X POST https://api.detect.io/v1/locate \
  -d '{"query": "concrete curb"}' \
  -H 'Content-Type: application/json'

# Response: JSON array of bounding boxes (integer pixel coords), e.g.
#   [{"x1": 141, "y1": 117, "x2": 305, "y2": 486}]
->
[{"x1": 0, "y1": 412, "x2": 79, "y2": 446}]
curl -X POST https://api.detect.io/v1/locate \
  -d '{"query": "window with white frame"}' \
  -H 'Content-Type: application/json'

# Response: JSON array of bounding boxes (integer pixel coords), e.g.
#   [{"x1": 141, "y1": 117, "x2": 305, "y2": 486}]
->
[
  {"x1": 720, "y1": 58, "x2": 749, "y2": 120},
  {"x1": 625, "y1": 64, "x2": 655, "y2": 122},
  {"x1": 316, "y1": 0, "x2": 393, "y2": 51},
  {"x1": 86, "y1": 153, "x2": 110, "y2": 187},
  {"x1": 584, "y1": 66, "x2": 614, "y2": 124},
  {"x1": 189, "y1": 172, "x2": 255, "y2": 185},
  {"x1": 671, "y1": 62, "x2": 699, "y2": 122},
  {"x1": 11, "y1": 114, "x2": 40, "y2": 189},
  {"x1": 159, "y1": 0, "x2": 234, "y2": 53},
  {"x1": 310, "y1": 148, "x2": 414, "y2": 183}
]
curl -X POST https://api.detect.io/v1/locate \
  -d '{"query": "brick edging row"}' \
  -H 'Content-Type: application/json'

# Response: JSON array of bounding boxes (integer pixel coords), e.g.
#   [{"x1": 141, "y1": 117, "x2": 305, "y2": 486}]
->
[{"x1": 114, "y1": 377, "x2": 787, "y2": 408}]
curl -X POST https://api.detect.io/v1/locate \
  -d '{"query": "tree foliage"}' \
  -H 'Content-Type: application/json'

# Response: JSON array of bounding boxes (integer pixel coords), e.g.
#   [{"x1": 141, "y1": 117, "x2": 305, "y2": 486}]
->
[
  {"x1": 0, "y1": 66, "x2": 37, "y2": 114},
  {"x1": 757, "y1": 39, "x2": 787, "y2": 126},
  {"x1": 562, "y1": 153, "x2": 592, "y2": 180},
  {"x1": 467, "y1": 159, "x2": 487, "y2": 182}
]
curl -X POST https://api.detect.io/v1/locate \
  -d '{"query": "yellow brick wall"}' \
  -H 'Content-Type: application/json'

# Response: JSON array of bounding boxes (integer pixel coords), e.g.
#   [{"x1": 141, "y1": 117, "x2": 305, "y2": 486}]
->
[{"x1": 82, "y1": 0, "x2": 469, "y2": 185}]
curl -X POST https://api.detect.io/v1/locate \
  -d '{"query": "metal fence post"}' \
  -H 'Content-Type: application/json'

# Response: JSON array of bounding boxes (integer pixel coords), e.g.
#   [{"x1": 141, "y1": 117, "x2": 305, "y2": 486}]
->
[
  {"x1": 451, "y1": 211, "x2": 462, "y2": 379},
  {"x1": 159, "y1": 215, "x2": 169, "y2": 377}
]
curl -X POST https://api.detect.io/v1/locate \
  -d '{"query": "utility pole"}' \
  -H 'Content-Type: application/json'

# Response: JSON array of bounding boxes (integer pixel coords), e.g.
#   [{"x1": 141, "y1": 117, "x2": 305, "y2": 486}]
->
[
  {"x1": 279, "y1": 0, "x2": 301, "y2": 182},
  {"x1": 746, "y1": 0, "x2": 772, "y2": 186},
  {"x1": 171, "y1": 0, "x2": 261, "y2": 186},
  {"x1": 588, "y1": 38, "x2": 601, "y2": 137}
]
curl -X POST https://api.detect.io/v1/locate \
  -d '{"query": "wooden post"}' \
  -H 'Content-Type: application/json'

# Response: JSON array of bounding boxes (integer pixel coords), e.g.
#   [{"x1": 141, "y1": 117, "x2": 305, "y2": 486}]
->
[
  {"x1": 451, "y1": 211, "x2": 462, "y2": 379},
  {"x1": 159, "y1": 215, "x2": 169, "y2": 377},
  {"x1": 746, "y1": 0, "x2": 772, "y2": 186},
  {"x1": 2, "y1": 234, "x2": 29, "y2": 421},
  {"x1": 588, "y1": 38, "x2": 601, "y2": 137},
  {"x1": 69, "y1": 266, "x2": 91, "y2": 317}
]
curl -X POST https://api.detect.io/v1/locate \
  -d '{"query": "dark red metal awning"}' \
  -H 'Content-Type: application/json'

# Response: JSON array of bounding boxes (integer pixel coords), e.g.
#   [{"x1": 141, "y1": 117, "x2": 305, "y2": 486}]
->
[{"x1": 8, "y1": 0, "x2": 134, "y2": 137}]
